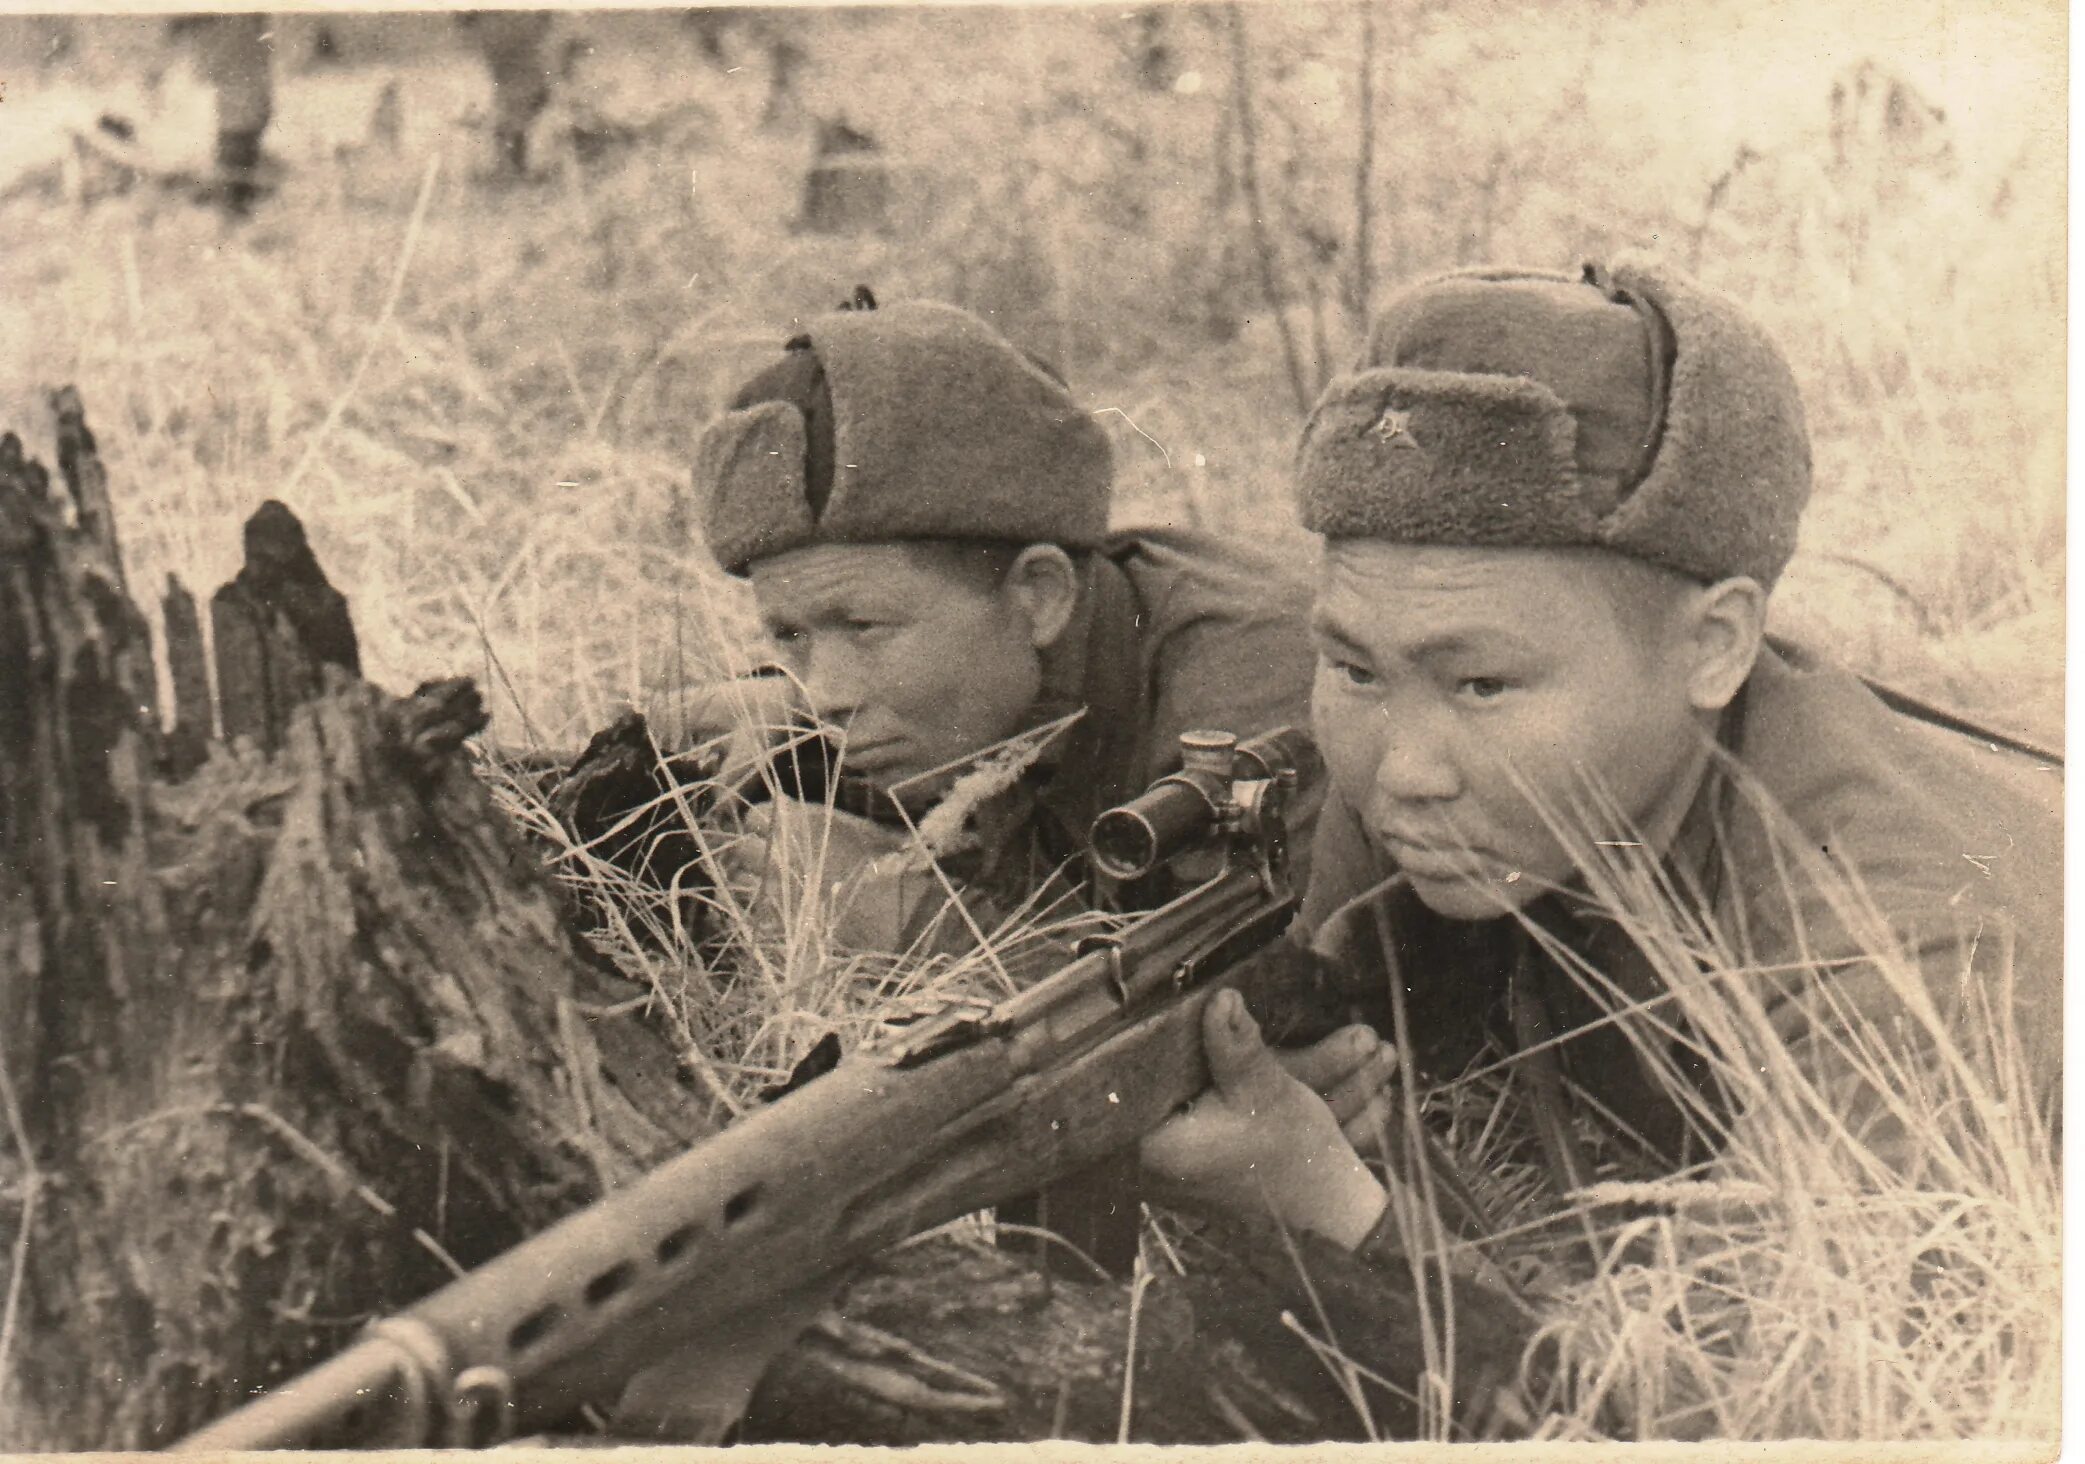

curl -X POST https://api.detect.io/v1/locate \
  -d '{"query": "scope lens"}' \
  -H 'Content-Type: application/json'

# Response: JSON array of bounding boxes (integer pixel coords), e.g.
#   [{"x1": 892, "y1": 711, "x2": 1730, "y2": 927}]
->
[
  {"x1": 1089, "y1": 779, "x2": 1222, "y2": 881},
  {"x1": 1090, "y1": 808, "x2": 1160, "y2": 882}
]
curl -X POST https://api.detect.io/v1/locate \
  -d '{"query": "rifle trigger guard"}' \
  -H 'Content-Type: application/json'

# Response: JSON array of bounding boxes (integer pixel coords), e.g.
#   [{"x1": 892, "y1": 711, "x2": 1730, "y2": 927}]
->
[
  {"x1": 1079, "y1": 936, "x2": 1128, "y2": 1002},
  {"x1": 364, "y1": 1315, "x2": 451, "y2": 1445}
]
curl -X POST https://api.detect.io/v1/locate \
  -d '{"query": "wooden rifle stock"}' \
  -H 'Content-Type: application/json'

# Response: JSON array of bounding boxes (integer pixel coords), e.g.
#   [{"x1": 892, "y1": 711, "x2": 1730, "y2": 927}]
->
[{"x1": 173, "y1": 729, "x2": 1315, "y2": 1450}]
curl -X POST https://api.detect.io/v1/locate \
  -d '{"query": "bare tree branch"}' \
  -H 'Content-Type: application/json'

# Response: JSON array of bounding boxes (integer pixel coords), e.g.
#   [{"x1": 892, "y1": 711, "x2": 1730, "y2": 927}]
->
[
  {"x1": 1352, "y1": 0, "x2": 1379, "y2": 322},
  {"x1": 1227, "y1": 4, "x2": 1313, "y2": 417}
]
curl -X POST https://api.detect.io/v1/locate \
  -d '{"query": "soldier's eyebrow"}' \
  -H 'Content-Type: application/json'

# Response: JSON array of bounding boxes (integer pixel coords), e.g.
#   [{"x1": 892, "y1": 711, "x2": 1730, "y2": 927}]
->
[
  {"x1": 1311, "y1": 610, "x2": 1539, "y2": 664},
  {"x1": 1405, "y1": 627, "x2": 1540, "y2": 661},
  {"x1": 1307, "y1": 610, "x2": 1371, "y2": 657}
]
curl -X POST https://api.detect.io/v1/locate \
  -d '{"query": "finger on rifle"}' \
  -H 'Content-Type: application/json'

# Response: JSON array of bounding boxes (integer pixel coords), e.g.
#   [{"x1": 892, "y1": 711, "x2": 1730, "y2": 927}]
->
[
  {"x1": 1322, "y1": 1040, "x2": 1399, "y2": 1125},
  {"x1": 1341, "y1": 1094, "x2": 1398, "y2": 1157},
  {"x1": 1273, "y1": 1024, "x2": 1381, "y2": 1097}
]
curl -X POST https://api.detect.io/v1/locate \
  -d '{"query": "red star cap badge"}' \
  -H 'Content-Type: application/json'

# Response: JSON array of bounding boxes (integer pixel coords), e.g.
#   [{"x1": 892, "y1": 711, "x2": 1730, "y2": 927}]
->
[{"x1": 1371, "y1": 407, "x2": 1421, "y2": 449}]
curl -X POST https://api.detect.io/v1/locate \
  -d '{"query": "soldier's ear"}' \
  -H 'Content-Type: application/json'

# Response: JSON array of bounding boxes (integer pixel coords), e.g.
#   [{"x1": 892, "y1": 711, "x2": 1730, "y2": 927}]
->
[
  {"x1": 1004, "y1": 544, "x2": 1081, "y2": 651},
  {"x1": 1680, "y1": 575, "x2": 1767, "y2": 713}
]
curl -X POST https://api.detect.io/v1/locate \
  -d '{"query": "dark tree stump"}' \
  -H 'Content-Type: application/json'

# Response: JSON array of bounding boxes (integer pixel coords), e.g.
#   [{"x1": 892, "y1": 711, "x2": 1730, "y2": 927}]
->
[
  {"x1": 739, "y1": 1207, "x2": 1538, "y2": 1447},
  {"x1": 209, "y1": 498, "x2": 359, "y2": 754},
  {"x1": 159, "y1": 574, "x2": 213, "y2": 775},
  {"x1": 544, "y1": 708, "x2": 725, "y2": 946},
  {"x1": 0, "y1": 394, "x2": 707, "y2": 1450}
]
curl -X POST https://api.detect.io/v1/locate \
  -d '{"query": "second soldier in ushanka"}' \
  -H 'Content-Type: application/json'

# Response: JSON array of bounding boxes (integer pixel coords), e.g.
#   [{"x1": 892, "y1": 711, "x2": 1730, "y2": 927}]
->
[{"x1": 685, "y1": 295, "x2": 1320, "y2": 951}]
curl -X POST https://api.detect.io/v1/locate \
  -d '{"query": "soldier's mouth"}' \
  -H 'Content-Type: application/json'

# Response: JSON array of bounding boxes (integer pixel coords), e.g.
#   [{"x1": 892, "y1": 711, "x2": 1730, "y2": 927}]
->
[
  {"x1": 836, "y1": 738, "x2": 903, "y2": 772},
  {"x1": 1374, "y1": 831, "x2": 1488, "y2": 878}
]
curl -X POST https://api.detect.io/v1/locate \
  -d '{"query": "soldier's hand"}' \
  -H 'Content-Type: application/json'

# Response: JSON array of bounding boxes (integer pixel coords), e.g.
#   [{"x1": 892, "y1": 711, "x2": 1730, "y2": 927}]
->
[
  {"x1": 1140, "y1": 989, "x2": 1389, "y2": 1249},
  {"x1": 1273, "y1": 1024, "x2": 1400, "y2": 1155}
]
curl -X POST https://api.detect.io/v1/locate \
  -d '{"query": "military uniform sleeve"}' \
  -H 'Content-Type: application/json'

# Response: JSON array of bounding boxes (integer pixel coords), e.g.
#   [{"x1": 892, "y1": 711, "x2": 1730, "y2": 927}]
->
[
  {"x1": 1140, "y1": 567, "x2": 1317, "y2": 759},
  {"x1": 1124, "y1": 529, "x2": 1324, "y2": 878},
  {"x1": 1731, "y1": 880, "x2": 2050, "y2": 1179}
]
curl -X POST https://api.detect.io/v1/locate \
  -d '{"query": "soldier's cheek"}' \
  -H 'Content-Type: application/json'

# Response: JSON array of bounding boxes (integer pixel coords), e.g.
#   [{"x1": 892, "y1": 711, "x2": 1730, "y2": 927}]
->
[
  {"x1": 1308, "y1": 715, "x2": 1382, "y2": 809},
  {"x1": 1442, "y1": 731, "x2": 1552, "y2": 836}
]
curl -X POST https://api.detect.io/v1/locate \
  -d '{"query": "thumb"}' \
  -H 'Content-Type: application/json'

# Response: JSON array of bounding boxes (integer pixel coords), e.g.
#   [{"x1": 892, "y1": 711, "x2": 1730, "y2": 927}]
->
[{"x1": 1202, "y1": 988, "x2": 1288, "y2": 1110}]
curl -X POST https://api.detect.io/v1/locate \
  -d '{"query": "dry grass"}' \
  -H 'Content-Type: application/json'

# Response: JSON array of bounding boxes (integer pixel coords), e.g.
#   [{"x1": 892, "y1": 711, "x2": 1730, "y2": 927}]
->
[
  {"x1": 1291, "y1": 762, "x2": 2059, "y2": 1443},
  {"x1": 0, "y1": 0, "x2": 2059, "y2": 745},
  {"x1": 1538, "y1": 782, "x2": 2054, "y2": 1441},
  {"x1": 481, "y1": 705, "x2": 1111, "y2": 1116},
  {"x1": 0, "y1": 0, "x2": 2060, "y2": 1444}
]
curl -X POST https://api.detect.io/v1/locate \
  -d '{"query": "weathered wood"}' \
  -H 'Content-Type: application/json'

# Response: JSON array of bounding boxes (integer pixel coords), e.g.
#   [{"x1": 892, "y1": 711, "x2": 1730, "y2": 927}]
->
[
  {"x1": 52, "y1": 387, "x2": 125, "y2": 589},
  {"x1": 0, "y1": 395, "x2": 182, "y2": 1447},
  {"x1": 738, "y1": 1206, "x2": 1539, "y2": 1447},
  {"x1": 209, "y1": 498, "x2": 358, "y2": 753},
  {"x1": 159, "y1": 574, "x2": 212, "y2": 776},
  {"x1": 1165, "y1": 1206, "x2": 1542, "y2": 1439},
  {"x1": 0, "y1": 406, "x2": 708, "y2": 1450},
  {"x1": 545, "y1": 708, "x2": 724, "y2": 946},
  {"x1": 745, "y1": 1234, "x2": 1215, "y2": 1445},
  {"x1": 0, "y1": 398, "x2": 160, "y2": 1128}
]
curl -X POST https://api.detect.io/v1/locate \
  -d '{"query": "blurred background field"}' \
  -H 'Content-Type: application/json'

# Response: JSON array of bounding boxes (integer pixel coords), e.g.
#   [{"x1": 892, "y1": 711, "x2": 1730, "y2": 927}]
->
[{"x1": 0, "y1": 0, "x2": 2063, "y2": 753}]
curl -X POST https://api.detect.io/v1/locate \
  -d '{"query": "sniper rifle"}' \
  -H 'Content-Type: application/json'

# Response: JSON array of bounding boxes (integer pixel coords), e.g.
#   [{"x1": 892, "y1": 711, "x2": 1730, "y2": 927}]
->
[{"x1": 175, "y1": 727, "x2": 1327, "y2": 1449}]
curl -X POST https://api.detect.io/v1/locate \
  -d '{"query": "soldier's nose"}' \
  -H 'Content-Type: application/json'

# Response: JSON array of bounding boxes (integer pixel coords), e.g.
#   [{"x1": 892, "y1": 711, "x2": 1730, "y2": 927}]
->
[
  {"x1": 805, "y1": 690, "x2": 860, "y2": 734},
  {"x1": 1369, "y1": 730, "x2": 1462, "y2": 804},
  {"x1": 801, "y1": 651, "x2": 863, "y2": 727}
]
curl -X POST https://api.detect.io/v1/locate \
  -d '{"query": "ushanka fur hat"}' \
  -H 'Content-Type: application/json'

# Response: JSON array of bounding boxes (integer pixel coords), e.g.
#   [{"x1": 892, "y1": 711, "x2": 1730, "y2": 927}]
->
[
  {"x1": 696, "y1": 300, "x2": 1113, "y2": 575},
  {"x1": 1296, "y1": 253, "x2": 1812, "y2": 586}
]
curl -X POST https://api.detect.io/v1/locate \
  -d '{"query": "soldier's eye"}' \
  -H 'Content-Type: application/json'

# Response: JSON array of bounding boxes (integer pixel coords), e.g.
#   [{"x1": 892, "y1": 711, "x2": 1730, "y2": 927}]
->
[
  {"x1": 1457, "y1": 676, "x2": 1510, "y2": 701},
  {"x1": 1326, "y1": 657, "x2": 1377, "y2": 688}
]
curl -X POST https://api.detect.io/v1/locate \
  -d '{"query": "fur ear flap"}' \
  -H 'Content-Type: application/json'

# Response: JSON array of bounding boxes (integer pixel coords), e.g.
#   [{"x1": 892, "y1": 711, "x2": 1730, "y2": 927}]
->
[
  {"x1": 1597, "y1": 254, "x2": 1812, "y2": 587},
  {"x1": 696, "y1": 401, "x2": 818, "y2": 576},
  {"x1": 695, "y1": 300, "x2": 1114, "y2": 574}
]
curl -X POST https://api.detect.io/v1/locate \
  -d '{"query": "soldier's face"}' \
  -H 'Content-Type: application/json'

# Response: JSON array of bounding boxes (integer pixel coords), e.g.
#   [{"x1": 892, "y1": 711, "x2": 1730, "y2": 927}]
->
[
  {"x1": 1309, "y1": 541, "x2": 1715, "y2": 920},
  {"x1": 749, "y1": 542, "x2": 1047, "y2": 792}
]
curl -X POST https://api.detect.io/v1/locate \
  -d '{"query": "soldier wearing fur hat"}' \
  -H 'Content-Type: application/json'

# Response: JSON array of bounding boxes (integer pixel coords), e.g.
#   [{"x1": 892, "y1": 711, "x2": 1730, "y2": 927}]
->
[
  {"x1": 579, "y1": 302, "x2": 1320, "y2": 1416},
  {"x1": 683, "y1": 295, "x2": 1318, "y2": 952},
  {"x1": 1142, "y1": 255, "x2": 2061, "y2": 1309},
  {"x1": 641, "y1": 294, "x2": 1319, "y2": 1292}
]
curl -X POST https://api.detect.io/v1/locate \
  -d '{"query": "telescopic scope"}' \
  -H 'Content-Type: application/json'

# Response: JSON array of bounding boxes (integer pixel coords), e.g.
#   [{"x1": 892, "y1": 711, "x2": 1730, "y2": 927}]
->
[{"x1": 1088, "y1": 727, "x2": 1317, "y2": 882}]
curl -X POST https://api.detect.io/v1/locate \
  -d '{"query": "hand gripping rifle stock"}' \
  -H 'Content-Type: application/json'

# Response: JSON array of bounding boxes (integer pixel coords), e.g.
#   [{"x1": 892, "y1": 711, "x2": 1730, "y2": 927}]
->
[{"x1": 174, "y1": 728, "x2": 1322, "y2": 1450}]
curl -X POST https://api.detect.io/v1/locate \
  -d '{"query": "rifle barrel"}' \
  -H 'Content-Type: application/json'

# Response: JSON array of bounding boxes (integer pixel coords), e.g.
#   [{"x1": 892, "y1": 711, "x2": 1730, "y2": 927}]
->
[{"x1": 174, "y1": 1334, "x2": 422, "y2": 1450}]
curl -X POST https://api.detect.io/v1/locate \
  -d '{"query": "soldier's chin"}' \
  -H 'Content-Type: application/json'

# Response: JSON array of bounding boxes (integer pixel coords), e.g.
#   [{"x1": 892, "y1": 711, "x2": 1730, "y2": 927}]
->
[{"x1": 1402, "y1": 866, "x2": 1541, "y2": 920}]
